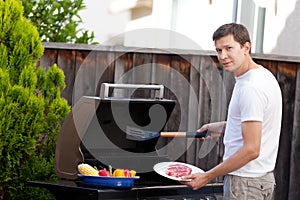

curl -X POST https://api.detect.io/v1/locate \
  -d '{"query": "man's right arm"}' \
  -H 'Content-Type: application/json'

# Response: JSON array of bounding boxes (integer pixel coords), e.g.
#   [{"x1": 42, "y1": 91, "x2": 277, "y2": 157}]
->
[{"x1": 197, "y1": 121, "x2": 226, "y2": 134}]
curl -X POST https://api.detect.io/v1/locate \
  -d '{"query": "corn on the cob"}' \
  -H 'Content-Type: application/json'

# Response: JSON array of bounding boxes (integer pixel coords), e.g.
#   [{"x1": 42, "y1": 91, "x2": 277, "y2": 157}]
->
[{"x1": 78, "y1": 163, "x2": 98, "y2": 176}]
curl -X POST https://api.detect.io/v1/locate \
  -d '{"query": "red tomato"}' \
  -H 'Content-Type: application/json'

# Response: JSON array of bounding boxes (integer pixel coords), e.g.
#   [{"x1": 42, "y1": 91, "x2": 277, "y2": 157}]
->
[{"x1": 99, "y1": 168, "x2": 111, "y2": 176}]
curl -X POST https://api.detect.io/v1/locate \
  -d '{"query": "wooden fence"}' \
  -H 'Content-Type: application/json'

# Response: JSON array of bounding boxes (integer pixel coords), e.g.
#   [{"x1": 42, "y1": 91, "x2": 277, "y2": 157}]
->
[{"x1": 39, "y1": 42, "x2": 300, "y2": 200}]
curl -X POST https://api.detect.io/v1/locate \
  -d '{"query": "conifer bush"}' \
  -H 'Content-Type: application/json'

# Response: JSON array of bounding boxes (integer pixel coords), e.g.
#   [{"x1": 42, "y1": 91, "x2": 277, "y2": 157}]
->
[{"x1": 0, "y1": 0, "x2": 70, "y2": 199}]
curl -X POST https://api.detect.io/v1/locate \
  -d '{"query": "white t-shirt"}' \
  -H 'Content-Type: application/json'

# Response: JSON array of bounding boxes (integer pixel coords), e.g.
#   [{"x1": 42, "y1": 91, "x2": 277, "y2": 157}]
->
[{"x1": 223, "y1": 66, "x2": 282, "y2": 177}]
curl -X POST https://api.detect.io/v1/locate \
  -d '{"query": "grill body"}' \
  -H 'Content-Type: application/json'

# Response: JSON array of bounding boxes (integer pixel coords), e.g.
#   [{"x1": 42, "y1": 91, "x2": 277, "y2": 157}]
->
[{"x1": 34, "y1": 84, "x2": 224, "y2": 199}]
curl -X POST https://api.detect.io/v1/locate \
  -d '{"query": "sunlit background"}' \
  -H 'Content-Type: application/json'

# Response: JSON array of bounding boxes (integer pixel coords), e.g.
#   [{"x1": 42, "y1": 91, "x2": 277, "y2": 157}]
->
[{"x1": 79, "y1": 0, "x2": 299, "y2": 56}]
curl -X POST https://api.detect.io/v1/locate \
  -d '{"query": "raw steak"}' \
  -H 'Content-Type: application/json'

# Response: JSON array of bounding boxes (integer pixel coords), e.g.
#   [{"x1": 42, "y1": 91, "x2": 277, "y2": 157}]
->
[{"x1": 166, "y1": 163, "x2": 192, "y2": 178}]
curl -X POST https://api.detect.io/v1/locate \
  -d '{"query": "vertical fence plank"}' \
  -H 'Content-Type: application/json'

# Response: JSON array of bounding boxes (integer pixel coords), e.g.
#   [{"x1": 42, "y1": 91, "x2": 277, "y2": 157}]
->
[
  {"x1": 57, "y1": 49, "x2": 76, "y2": 105},
  {"x1": 131, "y1": 53, "x2": 153, "y2": 98},
  {"x1": 197, "y1": 56, "x2": 213, "y2": 171},
  {"x1": 73, "y1": 50, "x2": 96, "y2": 105},
  {"x1": 94, "y1": 51, "x2": 116, "y2": 97},
  {"x1": 186, "y1": 55, "x2": 201, "y2": 165},
  {"x1": 113, "y1": 52, "x2": 133, "y2": 97},
  {"x1": 151, "y1": 54, "x2": 173, "y2": 156},
  {"x1": 39, "y1": 48, "x2": 58, "y2": 70},
  {"x1": 169, "y1": 55, "x2": 191, "y2": 162},
  {"x1": 274, "y1": 62, "x2": 297, "y2": 200},
  {"x1": 151, "y1": 54, "x2": 172, "y2": 99},
  {"x1": 288, "y1": 64, "x2": 300, "y2": 200}
]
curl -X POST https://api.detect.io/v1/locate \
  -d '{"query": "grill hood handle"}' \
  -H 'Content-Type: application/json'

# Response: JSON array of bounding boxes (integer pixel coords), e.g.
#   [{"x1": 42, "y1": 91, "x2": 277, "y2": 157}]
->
[{"x1": 100, "y1": 83, "x2": 164, "y2": 99}]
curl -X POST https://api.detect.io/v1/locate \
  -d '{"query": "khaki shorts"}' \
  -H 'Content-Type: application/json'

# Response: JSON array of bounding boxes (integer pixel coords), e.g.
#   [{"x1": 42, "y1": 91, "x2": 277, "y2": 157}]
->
[{"x1": 223, "y1": 172, "x2": 275, "y2": 200}]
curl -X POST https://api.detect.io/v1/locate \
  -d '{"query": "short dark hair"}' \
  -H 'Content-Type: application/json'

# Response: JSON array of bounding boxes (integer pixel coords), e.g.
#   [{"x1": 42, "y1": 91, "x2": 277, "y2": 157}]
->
[{"x1": 212, "y1": 23, "x2": 251, "y2": 47}]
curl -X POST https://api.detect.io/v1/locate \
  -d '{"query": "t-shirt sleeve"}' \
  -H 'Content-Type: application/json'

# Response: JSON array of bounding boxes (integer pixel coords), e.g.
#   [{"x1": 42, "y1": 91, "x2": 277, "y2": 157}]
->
[{"x1": 238, "y1": 85, "x2": 266, "y2": 122}]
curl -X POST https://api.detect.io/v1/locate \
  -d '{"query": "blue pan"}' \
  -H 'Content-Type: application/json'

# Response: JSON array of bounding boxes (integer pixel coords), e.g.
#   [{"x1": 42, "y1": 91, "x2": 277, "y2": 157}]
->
[{"x1": 77, "y1": 174, "x2": 140, "y2": 189}]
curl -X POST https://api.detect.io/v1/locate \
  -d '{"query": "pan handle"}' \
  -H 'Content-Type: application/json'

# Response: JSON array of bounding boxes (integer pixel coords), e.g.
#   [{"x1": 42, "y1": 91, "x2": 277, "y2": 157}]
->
[{"x1": 100, "y1": 83, "x2": 164, "y2": 99}]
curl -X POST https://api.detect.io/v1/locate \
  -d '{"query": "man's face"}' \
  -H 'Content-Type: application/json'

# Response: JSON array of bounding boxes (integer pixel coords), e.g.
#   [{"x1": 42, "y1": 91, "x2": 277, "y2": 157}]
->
[{"x1": 214, "y1": 34, "x2": 250, "y2": 76}]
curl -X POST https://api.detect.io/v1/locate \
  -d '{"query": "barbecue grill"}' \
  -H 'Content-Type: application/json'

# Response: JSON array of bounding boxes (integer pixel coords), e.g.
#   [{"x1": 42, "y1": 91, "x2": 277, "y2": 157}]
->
[{"x1": 29, "y1": 83, "x2": 223, "y2": 199}]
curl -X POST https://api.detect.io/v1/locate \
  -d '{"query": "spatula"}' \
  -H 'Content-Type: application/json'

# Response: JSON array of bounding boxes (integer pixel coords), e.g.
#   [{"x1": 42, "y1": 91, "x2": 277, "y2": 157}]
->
[{"x1": 126, "y1": 126, "x2": 209, "y2": 141}]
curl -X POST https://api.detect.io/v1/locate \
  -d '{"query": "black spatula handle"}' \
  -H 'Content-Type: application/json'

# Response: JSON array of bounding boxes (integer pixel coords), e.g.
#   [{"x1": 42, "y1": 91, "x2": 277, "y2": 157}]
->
[{"x1": 186, "y1": 131, "x2": 208, "y2": 138}]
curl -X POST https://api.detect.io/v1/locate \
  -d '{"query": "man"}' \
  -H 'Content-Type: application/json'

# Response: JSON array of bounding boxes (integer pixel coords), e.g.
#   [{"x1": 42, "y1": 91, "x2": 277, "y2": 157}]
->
[{"x1": 181, "y1": 23, "x2": 282, "y2": 200}]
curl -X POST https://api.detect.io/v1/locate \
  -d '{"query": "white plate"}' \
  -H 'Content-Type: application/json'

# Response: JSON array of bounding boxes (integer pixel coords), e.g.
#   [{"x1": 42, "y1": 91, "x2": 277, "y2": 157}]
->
[{"x1": 153, "y1": 161, "x2": 204, "y2": 181}]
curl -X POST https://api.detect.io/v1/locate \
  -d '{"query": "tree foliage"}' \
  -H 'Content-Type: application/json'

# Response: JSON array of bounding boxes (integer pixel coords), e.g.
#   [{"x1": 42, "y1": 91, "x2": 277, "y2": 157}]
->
[
  {"x1": 0, "y1": 0, "x2": 70, "y2": 199},
  {"x1": 21, "y1": 0, "x2": 97, "y2": 44}
]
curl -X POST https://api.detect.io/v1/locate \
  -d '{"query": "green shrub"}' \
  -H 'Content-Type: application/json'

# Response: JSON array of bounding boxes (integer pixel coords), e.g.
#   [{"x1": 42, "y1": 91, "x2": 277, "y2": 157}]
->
[
  {"x1": 21, "y1": 0, "x2": 97, "y2": 44},
  {"x1": 0, "y1": 0, "x2": 70, "y2": 199}
]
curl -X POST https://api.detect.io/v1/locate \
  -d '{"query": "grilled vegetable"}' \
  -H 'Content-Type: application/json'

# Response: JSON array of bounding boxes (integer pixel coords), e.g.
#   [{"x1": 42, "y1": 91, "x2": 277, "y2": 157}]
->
[
  {"x1": 129, "y1": 170, "x2": 136, "y2": 177},
  {"x1": 99, "y1": 168, "x2": 111, "y2": 177},
  {"x1": 78, "y1": 163, "x2": 98, "y2": 176},
  {"x1": 112, "y1": 168, "x2": 137, "y2": 177},
  {"x1": 124, "y1": 169, "x2": 130, "y2": 177},
  {"x1": 113, "y1": 169, "x2": 125, "y2": 177},
  {"x1": 109, "y1": 165, "x2": 113, "y2": 176}
]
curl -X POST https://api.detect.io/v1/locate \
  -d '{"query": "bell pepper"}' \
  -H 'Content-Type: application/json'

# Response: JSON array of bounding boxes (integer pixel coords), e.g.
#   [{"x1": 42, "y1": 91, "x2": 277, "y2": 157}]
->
[
  {"x1": 129, "y1": 170, "x2": 136, "y2": 177},
  {"x1": 113, "y1": 169, "x2": 125, "y2": 177}
]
